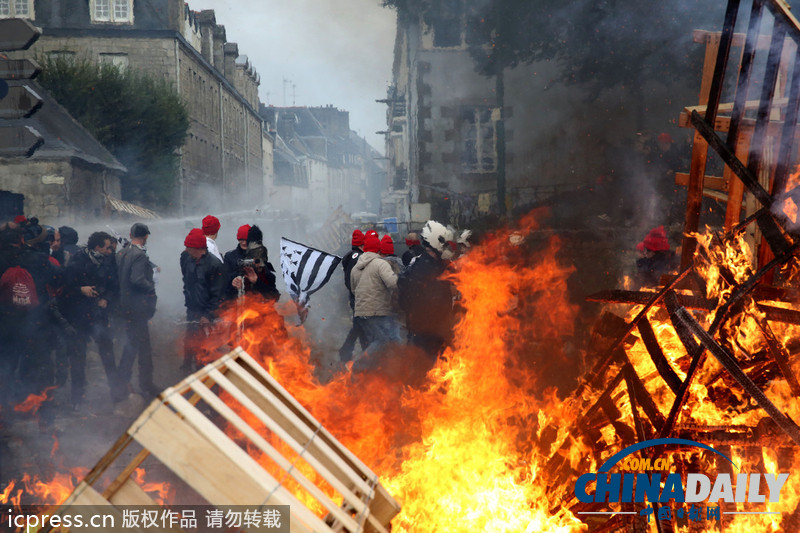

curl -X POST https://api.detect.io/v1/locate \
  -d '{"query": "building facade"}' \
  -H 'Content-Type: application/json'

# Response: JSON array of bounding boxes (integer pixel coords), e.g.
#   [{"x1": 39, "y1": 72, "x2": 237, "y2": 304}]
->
[{"x1": 6, "y1": 0, "x2": 265, "y2": 214}]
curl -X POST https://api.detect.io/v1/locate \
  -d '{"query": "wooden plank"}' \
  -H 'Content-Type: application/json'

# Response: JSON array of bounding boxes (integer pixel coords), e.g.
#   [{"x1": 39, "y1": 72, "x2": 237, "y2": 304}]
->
[
  {"x1": 211, "y1": 365, "x2": 393, "y2": 533},
  {"x1": 102, "y1": 448, "x2": 151, "y2": 501},
  {"x1": 725, "y1": 135, "x2": 750, "y2": 229},
  {"x1": 236, "y1": 349, "x2": 379, "y2": 479},
  {"x1": 219, "y1": 361, "x2": 375, "y2": 496},
  {"x1": 186, "y1": 378, "x2": 364, "y2": 532},
  {"x1": 674, "y1": 172, "x2": 727, "y2": 190},
  {"x1": 108, "y1": 477, "x2": 159, "y2": 507},
  {"x1": 129, "y1": 402, "x2": 317, "y2": 533},
  {"x1": 165, "y1": 391, "x2": 331, "y2": 533},
  {"x1": 681, "y1": 130, "x2": 710, "y2": 269}
]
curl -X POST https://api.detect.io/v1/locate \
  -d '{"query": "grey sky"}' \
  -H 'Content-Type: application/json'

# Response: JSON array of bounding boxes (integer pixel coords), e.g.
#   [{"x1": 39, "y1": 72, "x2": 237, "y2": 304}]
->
[{"x1": 194, "y1": 0, "x2": 397, "y2": 152}]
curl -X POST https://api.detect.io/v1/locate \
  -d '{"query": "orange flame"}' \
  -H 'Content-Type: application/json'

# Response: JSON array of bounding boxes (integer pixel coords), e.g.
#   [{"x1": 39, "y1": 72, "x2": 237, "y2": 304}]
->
[
  {"x1": 14, "y1": 387, "x2": 55, "y2": 414},
  {"x1": 132, "y1": 468, "x2": 174, "y2": 504},
  {"x1": 201, "y1": 210, "x2": 587, "y2": 531}
]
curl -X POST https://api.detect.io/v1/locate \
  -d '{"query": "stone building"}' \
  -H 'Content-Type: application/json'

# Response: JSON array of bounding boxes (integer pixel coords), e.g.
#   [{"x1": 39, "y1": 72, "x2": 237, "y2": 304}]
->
[
  {"x1": 382, "y1": 6, "x2": 653, "y2": 227},
  {"x1": 6, "y1": 0, "x2": 265, "y2": 214},
  {"x1": 261, "y1": 105, "x2": 384, "y2": 221},
  {"x1": 0, "y1": 80, "x2": 126, "y2": 222}
]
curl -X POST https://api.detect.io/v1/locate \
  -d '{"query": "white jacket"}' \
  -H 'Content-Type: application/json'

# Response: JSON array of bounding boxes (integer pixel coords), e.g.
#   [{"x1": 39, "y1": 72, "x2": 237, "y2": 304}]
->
[{"x1": 351, "y1": 252, "x2": 397, "y2": 317}]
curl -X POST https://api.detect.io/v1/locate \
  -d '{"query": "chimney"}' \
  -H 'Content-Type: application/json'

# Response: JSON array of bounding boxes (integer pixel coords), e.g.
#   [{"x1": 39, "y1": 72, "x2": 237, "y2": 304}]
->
[
  {"x1": 223, "y1": 42, "x2": 239, "y2": 82},
  {"x1": 213, "y1": 25, "x2": 227, "y2": 71},
  {"x1": 196, "y1": 10, "x2": 217, "y2": 65}
]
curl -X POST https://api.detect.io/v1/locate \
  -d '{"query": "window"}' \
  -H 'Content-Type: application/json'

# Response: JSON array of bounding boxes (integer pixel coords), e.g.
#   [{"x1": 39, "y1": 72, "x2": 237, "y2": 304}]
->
[
  {"x1": 99, "y1": 53, "x2": 129, "y2": 69},
  {"x1": 47, "y1": 50, "x2": 76, "y2": 63},
  {"x1": 0, "y1": 0, "x2": 33, "y2": 19},
  {"x1": 461, "y1": 106, "x2": 498, "y2": 173},
  {"x1": 91, "y1": 0, "x2": 132, "y2": 23}
]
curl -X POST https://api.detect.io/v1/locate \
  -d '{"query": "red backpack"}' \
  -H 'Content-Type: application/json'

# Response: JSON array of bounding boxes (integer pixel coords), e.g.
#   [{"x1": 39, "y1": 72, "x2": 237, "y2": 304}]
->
[{"x1": 0, "y1": 266, "x2": 39, "y2": 308}]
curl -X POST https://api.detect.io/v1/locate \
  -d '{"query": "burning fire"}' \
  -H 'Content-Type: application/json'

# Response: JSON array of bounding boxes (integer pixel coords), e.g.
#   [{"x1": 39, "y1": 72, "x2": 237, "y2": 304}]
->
[{"x1": 212, "y1": 209, "x2": 587, "y2": 531}]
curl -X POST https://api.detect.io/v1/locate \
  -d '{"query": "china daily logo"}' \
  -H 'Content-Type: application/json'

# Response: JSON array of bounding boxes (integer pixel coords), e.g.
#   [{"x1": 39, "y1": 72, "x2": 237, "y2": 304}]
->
[{"x1": 573, "y1": 438, "x2": 790, "y2": 523}]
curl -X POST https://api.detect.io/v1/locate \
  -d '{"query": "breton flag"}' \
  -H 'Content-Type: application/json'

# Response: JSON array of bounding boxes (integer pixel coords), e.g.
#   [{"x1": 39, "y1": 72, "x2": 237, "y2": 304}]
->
[{"x1": 279, "y1": 237, "x2": 341, "y2": 316}]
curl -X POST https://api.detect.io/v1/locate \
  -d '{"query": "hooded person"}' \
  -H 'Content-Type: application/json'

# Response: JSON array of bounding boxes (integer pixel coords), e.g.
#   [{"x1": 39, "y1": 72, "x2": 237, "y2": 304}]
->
[
  {"x1": 202, "y1": 215, "x2": 223, "y2": 262},
  {"x1": 350, "y1": 233, "x2": 402, "y2": 363},
  {"x1": 230, "y1": 225, "x2": 280, "y2": 302},
  {"x1": 635, "y1": 225, "x2": 676, "y2": 287},
  {"x1": 397, "y1": 220, "x2": 457, "y2": 357},
  {"x1": 180, "y1": 227, "x2": 226, "y2": 372},
  {"x1": 338, "y1": 229, "x2": 369, "y2": 363}
]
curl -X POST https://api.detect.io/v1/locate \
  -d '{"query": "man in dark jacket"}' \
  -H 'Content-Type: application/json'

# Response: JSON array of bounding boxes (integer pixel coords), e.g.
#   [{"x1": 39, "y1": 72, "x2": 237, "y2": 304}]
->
[
  {"x1": 229, "y1": 225, "x2": 279, "y2": 302},
  {"x1": 59, "y1": 231, "x2": 119, "y2": 409},
  {"x1": 116, "y1": 223, "x2": 158, "y2": 398},
  {"x1": 57, "y1": 226, "x2": 80, "y2": 267},
  {"x1": 398, "y1": 221, "x2": 456, "y2": 358},
  {"x1": 223, "y1": 224, "x2": 250, "y2": 300},
  {"x1": 180, "y1": 227, "x2": 225, "y2": 372},
  {"x1": 401, "y1": 231, "x2": 425, "y2": 267},
  {"x1": 338, "y1": 229, "x2": 368, "y2": 362}
]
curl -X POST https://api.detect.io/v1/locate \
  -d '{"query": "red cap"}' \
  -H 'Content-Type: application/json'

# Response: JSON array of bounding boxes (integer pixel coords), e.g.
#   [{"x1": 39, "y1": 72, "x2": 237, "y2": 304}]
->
[
  {"x1": 202, "y1": 215, "x2": 221, "y2": 236},
  {"x1": 13, "y1": 215, "x2": 26, "y2": 224},
  {"x1": 352, "y1": 229, "x2": 365, "y2": 247},
  {"x1": 363, "y1": 234, "x2": 380, "y2": 253},
  {"x1": 405, "y1": 237, "x2": 420, "y2": 246},
  {"x1": 184, "y1": 228, "x2": 208, "y2": 249},
  {"x1": 365, "y1": 229, "x2": 378, "y2": 240},
  {"x1": 380, "y1": 235, "x2": 394, "y2": 255},
  {"x1": 236, "y1": 224, "x2": 251, "y2": 240},
  {"x1": 638, "y1": 226, "x2": 670, "y2": 252}
]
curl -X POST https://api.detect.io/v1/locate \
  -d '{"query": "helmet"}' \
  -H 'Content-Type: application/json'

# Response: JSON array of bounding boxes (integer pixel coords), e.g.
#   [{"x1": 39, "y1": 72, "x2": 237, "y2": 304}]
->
[{"x1": 421, "y1": 220, "x2": 452, "y2": 254}]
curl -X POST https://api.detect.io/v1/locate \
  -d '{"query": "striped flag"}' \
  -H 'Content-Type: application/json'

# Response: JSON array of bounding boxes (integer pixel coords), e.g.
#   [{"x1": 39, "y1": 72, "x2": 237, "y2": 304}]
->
[{"x1": 279, "y1": 237, "x2": 341, "y2": 310}]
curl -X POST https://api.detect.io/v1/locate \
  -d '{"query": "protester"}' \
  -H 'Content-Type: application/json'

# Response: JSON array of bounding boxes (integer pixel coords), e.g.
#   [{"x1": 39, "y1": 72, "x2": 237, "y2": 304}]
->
[
  {"x1": 59, "y1": 231, "x2": 120, "y2": 409},
  {"x1": 58, "y1": 226, "x2": 80, "y2": 267},
  {"x1": 351, "y1": 232, "x2": 402, "y2": 363},
  {"x1": 635, "y1": 225, "x2": 677, "y2": 287},
  {"x1": 402, "y1": 231, "x2": 425, "y2": 267},
  {"x1": 398, "y1": 220, "x2": 457, "y2": 357},
  {"x1": 180, "y1": 227, "x2": 225, "y2": 372},
  {"x1": 0, "y1": 221, "x2": 58, "y2": 423},
  {"x1": 338, "y1": 229, "x2": 368, "y2": 363},
  {"x1": 202, "y1": 215, "x2": 223, "y2": 262},
  {"x1": 230, "y1": 225, "x2": 279, "y2": 301},
  {"x1": 116, "y1": 223, "x2": 159, "y2": 398},
  {"x1": 223, "y1": 224, "x2": 251, "y2": 300},
  {"x1": 380, "y1": 234, "x2": 403, "y2": 274}
]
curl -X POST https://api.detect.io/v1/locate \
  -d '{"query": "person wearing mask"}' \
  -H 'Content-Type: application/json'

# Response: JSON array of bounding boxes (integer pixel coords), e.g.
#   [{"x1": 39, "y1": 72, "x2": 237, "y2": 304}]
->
[
  {"x1": 202, "y1": 215, "x2": 223, "y2": 262},
  {"x1": 180, "y1": 228, "x2": 226, "y2": 372},
  {"x1": 230, "y1": 225, "x2": 280, "y2": 301},
  {"x1": 223, "y1": 224, "x2": 251, "y2": 300},
  {"x1": 116, "y1": 223, "x2": 159, "y2": 399},
  {"x1": 59, "y1": 231, "x2": 119, "y2": 410}
]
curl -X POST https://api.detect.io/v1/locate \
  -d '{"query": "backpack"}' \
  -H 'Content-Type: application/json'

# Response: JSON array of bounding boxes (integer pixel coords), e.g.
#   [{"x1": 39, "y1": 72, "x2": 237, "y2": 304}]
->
[{"x1": 0, "y1": 266, "x2": 40, "y2": 309}]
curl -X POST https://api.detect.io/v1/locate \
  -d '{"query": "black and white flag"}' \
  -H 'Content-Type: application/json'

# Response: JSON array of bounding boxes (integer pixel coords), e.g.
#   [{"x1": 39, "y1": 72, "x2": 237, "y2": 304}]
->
[{"x1": 279, "y1": 237, "x2": 341, "y2": 309}]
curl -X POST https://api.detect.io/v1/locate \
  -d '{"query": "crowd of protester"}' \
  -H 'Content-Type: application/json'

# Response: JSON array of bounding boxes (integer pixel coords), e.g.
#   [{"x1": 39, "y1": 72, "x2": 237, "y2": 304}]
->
[{"x1": 0, "y1": 211, "x2": 468, "y2": 423}]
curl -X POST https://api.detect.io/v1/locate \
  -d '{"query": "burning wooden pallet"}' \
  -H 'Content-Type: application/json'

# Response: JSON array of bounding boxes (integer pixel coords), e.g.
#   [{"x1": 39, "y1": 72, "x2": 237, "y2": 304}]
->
[{"x1": 53, "y1": 347, "x2": 400, "y2": 533}]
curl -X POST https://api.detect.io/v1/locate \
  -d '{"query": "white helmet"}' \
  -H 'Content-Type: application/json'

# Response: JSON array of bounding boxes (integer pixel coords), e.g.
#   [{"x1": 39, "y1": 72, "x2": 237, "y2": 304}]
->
[{"x1": 421, "y1": 220, "x2": 451, "y2": 253}]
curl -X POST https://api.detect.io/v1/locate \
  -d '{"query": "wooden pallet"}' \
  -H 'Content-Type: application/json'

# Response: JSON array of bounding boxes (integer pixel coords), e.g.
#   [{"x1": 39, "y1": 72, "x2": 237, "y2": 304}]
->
[{"x1": 55, "y1": 347, "x2": 401, "y2": 533}]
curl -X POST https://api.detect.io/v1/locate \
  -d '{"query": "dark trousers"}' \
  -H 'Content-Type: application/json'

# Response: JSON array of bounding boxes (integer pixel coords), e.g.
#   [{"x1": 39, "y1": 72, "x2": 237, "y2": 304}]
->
[
  {"x1": 119, "y1": 318, "x2": 153, "y2": 395},
  {"x1": 69, "y1": 318, "x2": 117, "y2": 404},
  {"x1": 338, "y1": 315, "x2": 369, "y2": 363}
]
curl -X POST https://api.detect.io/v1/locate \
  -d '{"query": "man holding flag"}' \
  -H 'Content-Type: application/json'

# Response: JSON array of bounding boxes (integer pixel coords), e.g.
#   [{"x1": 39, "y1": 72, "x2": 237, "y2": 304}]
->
[{"x1": 279, "y1": 237, "x2": 341, "y2": 324}]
